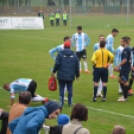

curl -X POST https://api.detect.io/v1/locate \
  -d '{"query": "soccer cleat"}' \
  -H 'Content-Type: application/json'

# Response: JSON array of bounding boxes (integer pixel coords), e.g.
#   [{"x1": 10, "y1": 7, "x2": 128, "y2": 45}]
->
[
  {"x1": 79, "y1": 70, "x2": 82, "y2": 73},
  {"x1": 85, "y1": 70, "x2": 90, "y2": 74},
  {"x1": 64, "y1": 96, "x2": 68, "y2": 101},
  {"x1": 128, "y1": 89, "x2": 133, "y2": 96},
  {"x1": 96, "y1": 93, "x2": 103, "y2": 97},
  {"x1": 118, "y1": 91, "x2": 123, "y2": 94},
  {"x1": 42, "y1": 97, "x2": 49, "y2": 104},
  {"x1": 117, "y1": 96, "x2": 127, "y2": 102},
  {"x1": 102, "y1": 98, "x2": 106, "y2": 102},
  {"x1": 109, "y1": 75, "x2": 117, "y2": 78},
  {"x1": 92, "y1": 98, "x2": 97, "y2": 102}
]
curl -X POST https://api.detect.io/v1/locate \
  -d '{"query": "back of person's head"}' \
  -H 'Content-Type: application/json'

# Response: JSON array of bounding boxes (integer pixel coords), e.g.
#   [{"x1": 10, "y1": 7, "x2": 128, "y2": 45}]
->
[
  {"x1": 63, "y1": 36, "x2": 70, "y2": 42},
  {"x1": 3, "y1": 83, "x2": 10, "y2": 91},
  {"x1": 44, "y1": 100, "x2": 62, "y2": 116},
  {"x1": 100, "y1": 40, "x2": 106, "y2": 48},
  {"x1": 70, "y1": 103, "x2": 88, "y2": 121},
  {"x1": 19, "y1": 91, "x2": 31, "y2": 105},
  {"x1": 77, "y1": 26, "x2": 82, "y2": 31},
  {"x1": 112, "y1": 28, "x2": 119, "y2": 33},
  {"x1": 112, "y1": 125, "x2": 126, "y2": 134},
  {"x1": 57, "y1": 114, "x2": 70, "y2": 125}
]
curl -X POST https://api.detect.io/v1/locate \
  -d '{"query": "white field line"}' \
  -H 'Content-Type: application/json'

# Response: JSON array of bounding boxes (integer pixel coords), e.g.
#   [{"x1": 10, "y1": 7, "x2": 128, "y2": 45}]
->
[{"x1": 0, "y1": 86, "x2": 133, "y2": 119}]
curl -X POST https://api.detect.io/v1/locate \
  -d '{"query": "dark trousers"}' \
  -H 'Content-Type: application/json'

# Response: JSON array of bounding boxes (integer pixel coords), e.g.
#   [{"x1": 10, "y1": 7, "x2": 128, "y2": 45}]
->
[
  {"x1": 50, "y1": 20, "x2": 54, "y2": 26},
  {"x1": 27, "y1": 80, "x2": 37, "y2": 97},
  {"x1": 56, "y1": 19, "x2": 60, "y2": 26},
  {"x1": 0, "y1": 111, "x2": 9, "y2": 134},
  {"x1": 58, "y1": 80, "x2": 73, "y2": 106},
  {"x1": 63, "y1": 20, "x2": 67, "y2": 26}
]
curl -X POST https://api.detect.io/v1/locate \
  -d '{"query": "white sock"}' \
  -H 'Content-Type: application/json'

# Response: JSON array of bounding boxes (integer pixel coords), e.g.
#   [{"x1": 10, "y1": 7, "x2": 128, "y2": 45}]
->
[
  {"x1": 119, "y1": 84, "x2": 122, "y2": 92},
  {"x1": 31, "y1": 94, "x2": 45, "y2": 102},
  {"x1": 97, "y1": 80, "x2": 102, "y2": 95},
  {"x1": 108, "y1": 64, "x2": 113, "y2": 76},
  {"x1": 83, "y1": 61, "x2": 88, "y2": 71},
  {"x1": 79, "y1": 61, "x2": 82, "y2": 70},
  {"x1": 64, "y1": 84, "x2": 67, "y2": 95}
]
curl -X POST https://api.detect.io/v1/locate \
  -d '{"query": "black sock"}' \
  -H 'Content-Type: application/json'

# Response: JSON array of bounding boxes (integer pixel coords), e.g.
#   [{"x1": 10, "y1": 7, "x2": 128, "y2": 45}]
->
[
  {"x1": 103, "y1": 86, "x2": 107, "y2": 98},
  {"x1": 94, "y1": 86, "x2": 98, "y2": 99},
  {"x1": 123, "y1": 85, "x2": 129, "y2": 99},
  {"x1": 120, "y1": 83, "x2": 124, "y2": 91},
  {"x1": 129, "y1": 78, "x2": 133, "y2": 89}
]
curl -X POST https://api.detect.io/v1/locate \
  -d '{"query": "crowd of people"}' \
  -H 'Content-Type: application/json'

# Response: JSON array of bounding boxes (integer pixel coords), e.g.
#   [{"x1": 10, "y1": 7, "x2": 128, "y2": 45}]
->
[{"x1": 1, "y1": 25, "x2": 132, "y2": 133}]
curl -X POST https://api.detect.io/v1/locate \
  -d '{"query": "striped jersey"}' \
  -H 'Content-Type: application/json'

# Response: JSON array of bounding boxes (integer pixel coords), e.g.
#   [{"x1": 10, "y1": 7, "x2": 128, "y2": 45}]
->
[
  {"x1": 72, "y1": 32, "x2": 90, "y2": 52},
  {"x1": 94, "y1": 43, "x2": 108, "y2": 52},
  {"x1": 49, "y1": 44, "x2": 64, "y2": 60},
  {"x1": 106, "y1": 34, "x2": 115, "y2": 53},
  {"x1": 114, "y1": 45, "x2": 124, "y2": 67},
  {"x1": 9, "y1": 78, "x2": 32, "y2": 98}
]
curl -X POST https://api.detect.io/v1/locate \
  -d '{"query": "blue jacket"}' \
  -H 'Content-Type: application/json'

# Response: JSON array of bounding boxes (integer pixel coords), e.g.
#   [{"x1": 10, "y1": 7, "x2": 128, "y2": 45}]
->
[
  {"x1": 53, "y1": 48, "x2": 79, "y2": 81},
  {"x1": 9, "y1": 106, "x2": 48, "y2": 134}
]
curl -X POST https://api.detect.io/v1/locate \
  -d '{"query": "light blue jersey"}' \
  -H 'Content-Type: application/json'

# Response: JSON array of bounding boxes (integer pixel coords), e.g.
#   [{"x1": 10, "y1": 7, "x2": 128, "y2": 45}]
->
[
  {"x1": 94, "y1": 43, "x2": 108, "y2": 52},
  {"x1": 106, "y1": 34, "x2": 115, "y2": 53},
  {"x1": 10, "y1": 78, "x2": 32, "y2": 98},
  {"x1": 49, "y1": 44, "x2": 64, "y2": 60},
  {"x1": 72, "y1": 32, "x2": 90, "y2": 52},
  {"x1": 114, "y1": 46, "x2": 124, "y2": 67}
]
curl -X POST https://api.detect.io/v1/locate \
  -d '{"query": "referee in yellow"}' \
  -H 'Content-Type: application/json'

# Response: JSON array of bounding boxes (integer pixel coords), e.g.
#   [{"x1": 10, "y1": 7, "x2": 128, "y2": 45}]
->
[{"x1": 91, "y1": 40, "x2": 114, "y2": 102}]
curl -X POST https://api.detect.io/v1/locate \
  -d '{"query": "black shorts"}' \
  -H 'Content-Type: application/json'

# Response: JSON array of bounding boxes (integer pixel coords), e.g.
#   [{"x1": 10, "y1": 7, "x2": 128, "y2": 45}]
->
[
  {"x1": 119, "y1": 69, "x2": 130, "y2": 82},
  {"x1": 27, "y1": 80, "x2": 37, "y2": 97},
  {"x1": 76, "y1": 49, "x2": 87, "y2": 59},
  {"x1": 94, "y1": 68, "x2": 108, "y2": 83}
]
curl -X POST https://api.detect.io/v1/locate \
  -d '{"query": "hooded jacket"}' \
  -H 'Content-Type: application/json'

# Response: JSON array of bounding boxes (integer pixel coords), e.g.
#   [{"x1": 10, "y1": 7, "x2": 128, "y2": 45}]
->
[
  {"x1": 53, "y1": 48, "x2": 79, "y2": 81},
  {"x1": 9, "y1": 106, "x2": 48, "y2": 134}
]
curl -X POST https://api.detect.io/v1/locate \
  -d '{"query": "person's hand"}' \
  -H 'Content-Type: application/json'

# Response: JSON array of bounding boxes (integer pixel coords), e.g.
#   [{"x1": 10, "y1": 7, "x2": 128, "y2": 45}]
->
[{"x1": 114, "y1": 66, "x2": 120, "y2": 72}]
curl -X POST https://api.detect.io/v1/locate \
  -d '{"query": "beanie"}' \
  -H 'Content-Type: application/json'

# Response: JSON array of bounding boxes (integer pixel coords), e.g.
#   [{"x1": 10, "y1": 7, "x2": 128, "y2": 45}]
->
[
  {"x1": 64, "y1": 41, "x2": 71, "y2": 48},
  {"x1": 57, "y1": 114, "x2": 70, "y2": 125},
  {"x1": 44, "y1": 100, "x2": 62, "y2": 116}
]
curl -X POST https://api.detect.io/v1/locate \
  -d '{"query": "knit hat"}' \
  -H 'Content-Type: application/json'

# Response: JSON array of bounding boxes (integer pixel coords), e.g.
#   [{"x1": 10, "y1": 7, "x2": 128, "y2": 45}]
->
[
  {"x1": 44, "y1": 100, "x2": 62, "y2": 116},
  {"x1": 64, "y1": 41, "x2": 71, "y2": 48},
  {"x1": 57, "y1": 114, "x2": 70, "y2": 125}
]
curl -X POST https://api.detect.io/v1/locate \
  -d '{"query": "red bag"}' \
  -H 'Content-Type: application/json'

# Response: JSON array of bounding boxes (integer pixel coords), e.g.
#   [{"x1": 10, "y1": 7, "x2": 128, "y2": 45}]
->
[{"x1": 48, "y1": 76, "x2": 57, "y2": 91}]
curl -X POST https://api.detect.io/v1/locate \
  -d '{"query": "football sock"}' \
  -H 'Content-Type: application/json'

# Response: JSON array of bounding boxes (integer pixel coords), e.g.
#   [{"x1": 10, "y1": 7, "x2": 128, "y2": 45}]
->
[
  {"x1": 83, "y1": 61, "x2": 88, "y2": 70},
  {"x1": 79, "y1": 61, "x2": 82, "y2": 70},
  {"x1": 122, "y1": 85, "x2": 129, "y2": 99},
  {"x1": 108, "y1": 64, "x2": 113, "y2": 76},
  {"x1": 93, "y1": 86, "x2": 98, "y2": 99},
  {"x1": 129, "y1": 78, "x2": 133, "y2": 89},
  {"x1": 103, "y1": 86, "x2": 107, "y2": 98},
  {"x1": 119, "y1": 84, "x2": 122, "y2": 92}
]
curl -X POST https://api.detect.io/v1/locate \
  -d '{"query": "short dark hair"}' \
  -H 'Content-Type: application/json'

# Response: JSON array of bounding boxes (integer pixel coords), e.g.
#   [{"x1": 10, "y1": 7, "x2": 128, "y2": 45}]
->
[
  {"x1": 77, "y1": 26, "x2": 82, "y2": 30},
  {"x1": 63, "y1": 36, "x2": 70, "y2": 41},
  {"x1": 19, "y1": 91, "x2": 31, "y2": 105},
  {"x1": 99, "y1": 34, "x2": 105, "y2": 38},
  {"x1": 100, "y1": 40, "x2": 106, "y2": 48},
  {"x1": 112, "y1": 28, "x2": 119, "y2": 33},
  {"x1": 70, "y1": 103, "x2": 88, "y2": 121},
  {"x1": 121, "y1": 37, "x2": 129, "y2": 44}
]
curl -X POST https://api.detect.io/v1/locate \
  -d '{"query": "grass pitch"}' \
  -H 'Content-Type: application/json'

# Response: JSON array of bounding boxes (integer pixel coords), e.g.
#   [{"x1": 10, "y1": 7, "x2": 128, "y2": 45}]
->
[{"x1": 0, "y1": 14, "x2": 134, "y2": 134}]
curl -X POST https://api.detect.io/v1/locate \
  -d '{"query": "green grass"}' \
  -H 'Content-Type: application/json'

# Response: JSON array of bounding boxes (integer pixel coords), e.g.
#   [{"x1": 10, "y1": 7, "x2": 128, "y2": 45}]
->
[{"x1": 0, "y1": 14, "x2": 134, "y2": 134}]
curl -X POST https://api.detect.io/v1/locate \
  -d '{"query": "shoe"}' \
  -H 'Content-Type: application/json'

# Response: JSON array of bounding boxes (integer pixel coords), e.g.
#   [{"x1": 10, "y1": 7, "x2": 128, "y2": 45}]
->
[
  {"x1": 79, "y1": 70, "x2": 82, "y2": 73},
  {"x1": 117, "y1": 96, "x2": 127, "y2": 102},
  {"x1": 102, "y1": 98, "x2": 106, "y2": 102},
  {"x1": 64, "y1": 97, "x2": 68, "y2": 101},
  {"x1": 109, "y1": 75, "x2": 117, "y2": 78},
  {"x1": 118, "y1": 91, "x2": 123, "y2": 94},
  {"x1": 96, "y1": 93, "x2": 103, "y2": 97},
  {"x1": 128, "y1": 89, "x2": 133, "y2": 96},
  {"x1": 85, "y1": 70, "x2": 90, "y2": 74},
  {"x1": 92, "y1": 98, "x2": 97, "y2": 102}
]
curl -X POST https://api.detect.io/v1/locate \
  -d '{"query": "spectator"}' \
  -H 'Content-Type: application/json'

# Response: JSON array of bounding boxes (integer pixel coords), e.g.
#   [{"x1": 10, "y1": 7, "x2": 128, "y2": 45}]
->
[
  {"x1": 52, "y1": 41, "x2": 79, "y2": 107},
  {"x1": 9, "y1": 100, "x2": 62, "y2": 134},
  {"x1": 49, "y1": 11, "x2": 55, "y2": 26},
  {"x1": 62, "y1": 103, "x2": 90, "y2": 134},
  {"x1": 0, "y1": 108, "x2": 9, "y2": 134},
  {"x1": 6, "y1": 91, "x2": 31, "y2": 134},
  {"x1": 50, "y1": 114, "x2": 70, "y2": 134},
  {"x1": 112, "y1": 125, "x2": 126, "y2": 134},
  {"x1": 55, "y1": 12, "x2": 60, "y2": 26},
  {"x1": 62, "y1": 11, "x2": 68, "y2": 26},
  {"x1": 38, "y1": 10, "x2": 44, "y2": 20}
]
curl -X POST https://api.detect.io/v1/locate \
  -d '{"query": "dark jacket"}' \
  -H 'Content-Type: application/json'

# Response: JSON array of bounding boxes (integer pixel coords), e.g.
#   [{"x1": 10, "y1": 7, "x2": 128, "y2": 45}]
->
[
  {"x1": 53, "y1": 48, "x2": 79, "y2": 81},
  {"x1": 50, "y1": 125, "x2": 63, "y2": 134}
]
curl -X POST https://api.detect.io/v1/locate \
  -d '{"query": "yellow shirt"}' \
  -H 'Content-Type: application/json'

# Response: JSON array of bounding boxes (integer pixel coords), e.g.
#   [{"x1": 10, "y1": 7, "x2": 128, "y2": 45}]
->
[{"x1": 91, "y1": 48, "x2": 114, "y2": 68}]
